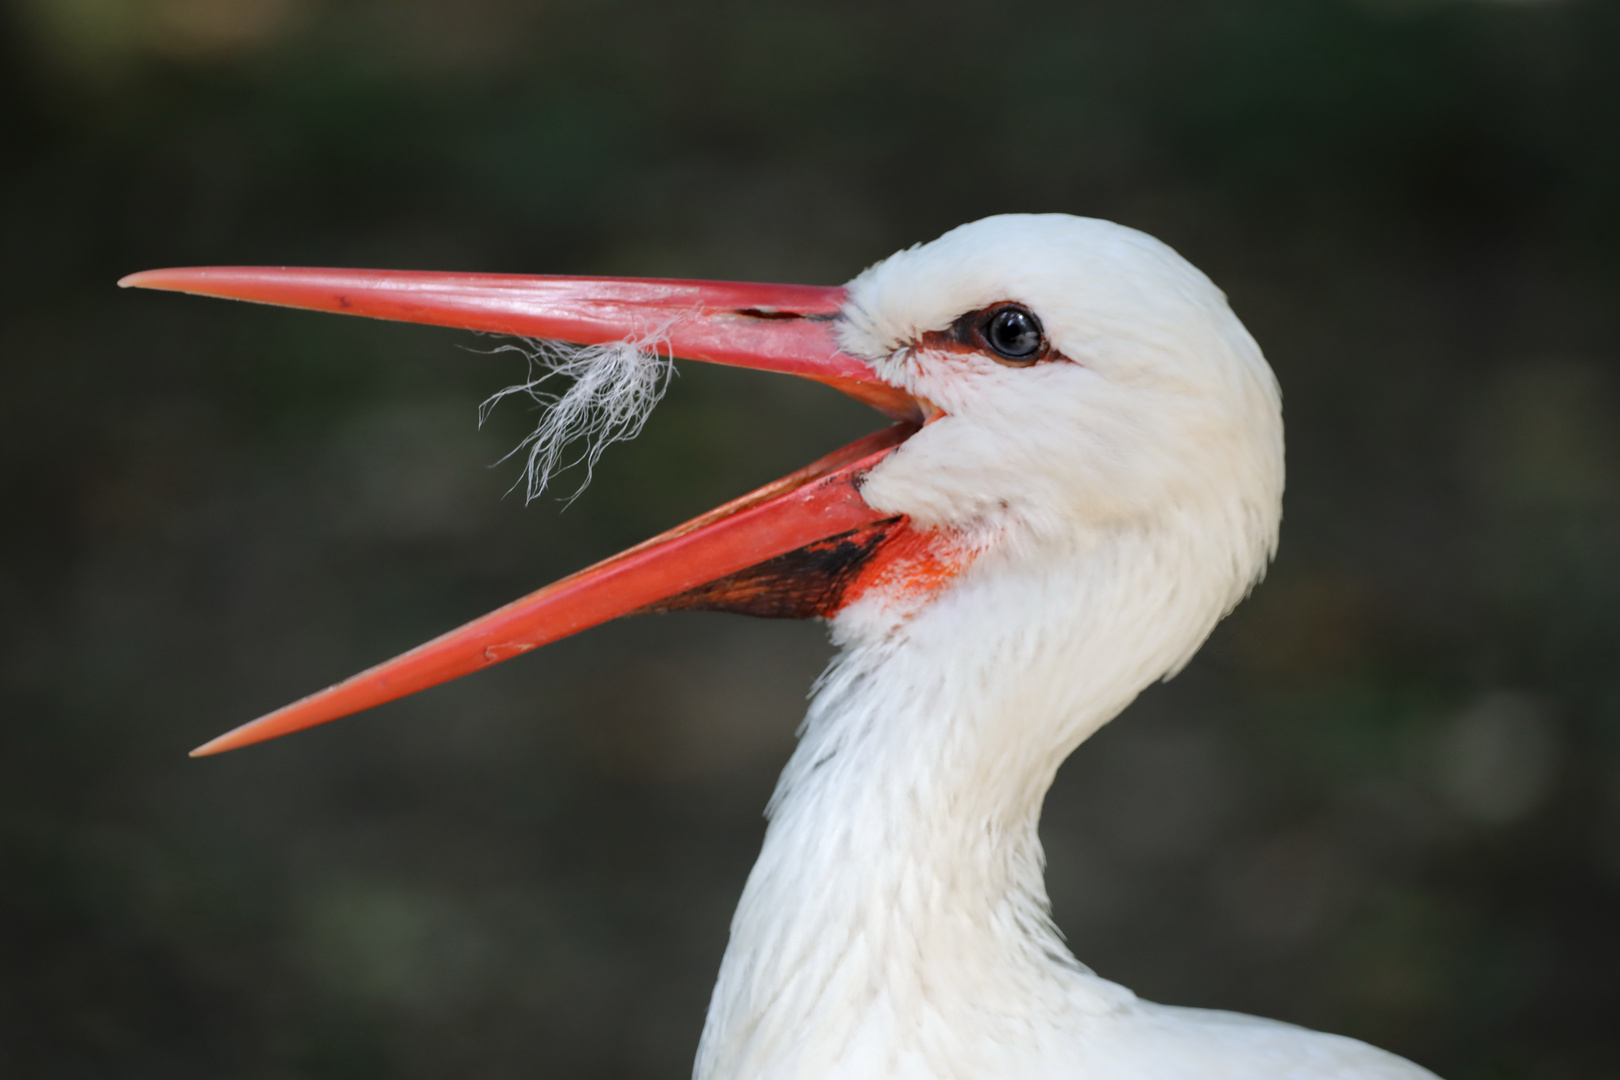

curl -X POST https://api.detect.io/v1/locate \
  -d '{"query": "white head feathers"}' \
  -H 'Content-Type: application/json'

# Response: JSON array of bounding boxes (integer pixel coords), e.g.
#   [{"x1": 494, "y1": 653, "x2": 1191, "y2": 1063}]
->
[{"x1": 842, "y1": 214, "x2": 1284, "y2": 613}]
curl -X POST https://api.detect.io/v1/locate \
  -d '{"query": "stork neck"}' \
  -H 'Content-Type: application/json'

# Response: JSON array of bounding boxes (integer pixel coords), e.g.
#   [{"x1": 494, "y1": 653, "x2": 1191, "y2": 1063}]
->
[{"x1": 694, "y1": 525, "x2": 1234, "y2": 1080}]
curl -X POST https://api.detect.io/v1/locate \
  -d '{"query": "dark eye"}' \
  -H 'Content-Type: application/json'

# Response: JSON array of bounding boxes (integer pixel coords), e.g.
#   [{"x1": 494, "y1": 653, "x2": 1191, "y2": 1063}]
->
[{"x1": 982, "y1": 305, "x2": 1044, "y2": 363}]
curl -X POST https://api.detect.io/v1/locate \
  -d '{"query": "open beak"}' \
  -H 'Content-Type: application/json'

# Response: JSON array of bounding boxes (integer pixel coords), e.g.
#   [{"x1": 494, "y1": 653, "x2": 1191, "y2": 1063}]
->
[{"x1": 119, "y1": 266, "x2": 924, "y2": 756}]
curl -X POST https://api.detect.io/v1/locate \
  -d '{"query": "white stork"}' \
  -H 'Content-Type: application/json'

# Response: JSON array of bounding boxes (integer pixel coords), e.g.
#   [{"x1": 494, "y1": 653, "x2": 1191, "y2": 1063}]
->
[{"x1": 123, "y1": 214, "x2": 1436, "y2": 1080}]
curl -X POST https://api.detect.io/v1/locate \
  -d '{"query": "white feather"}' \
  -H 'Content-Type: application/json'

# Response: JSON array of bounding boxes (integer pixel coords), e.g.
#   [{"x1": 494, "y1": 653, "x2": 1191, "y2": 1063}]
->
[{"x1": 478, "y1": 328, "x2": 675, "y2": 503}]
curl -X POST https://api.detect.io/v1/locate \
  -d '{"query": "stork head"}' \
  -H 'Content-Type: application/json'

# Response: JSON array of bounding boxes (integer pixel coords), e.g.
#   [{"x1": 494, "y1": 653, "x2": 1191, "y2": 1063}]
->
[
  {"x1": 121, "y1": 214, "x2": 1282, "y2": 755},
  {"x1": 847, "y1": 215, "x2": 1280, "y2": 537},
  {"x1": 831, "y1": 216, "x2": 1284, "y2": 654}
]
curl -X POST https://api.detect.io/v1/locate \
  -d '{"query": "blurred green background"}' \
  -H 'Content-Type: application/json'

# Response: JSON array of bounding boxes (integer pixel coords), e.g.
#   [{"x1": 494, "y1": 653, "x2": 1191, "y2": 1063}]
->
[{"x1": 3, "y1": 0, "x2": 1618, "y2": 1076}]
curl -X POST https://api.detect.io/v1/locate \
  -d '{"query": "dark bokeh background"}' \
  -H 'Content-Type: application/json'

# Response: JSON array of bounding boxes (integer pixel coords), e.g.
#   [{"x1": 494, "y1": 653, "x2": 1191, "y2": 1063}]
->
[{"x1": 3, "y1": 0, "x2": 1618, "y2": 1076}]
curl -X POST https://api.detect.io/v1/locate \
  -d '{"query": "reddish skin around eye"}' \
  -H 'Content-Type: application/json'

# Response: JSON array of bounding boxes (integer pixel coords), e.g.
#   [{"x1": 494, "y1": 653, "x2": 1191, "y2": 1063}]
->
[{"x1": 915, "y1": 302, "x2": 1070, "y2": 368}]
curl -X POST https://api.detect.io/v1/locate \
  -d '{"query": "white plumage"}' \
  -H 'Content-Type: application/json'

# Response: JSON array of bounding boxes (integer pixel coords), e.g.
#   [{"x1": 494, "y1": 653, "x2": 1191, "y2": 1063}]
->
[{"x1": 694, "y1": 216, "x2": 1433, "y2": 1080}]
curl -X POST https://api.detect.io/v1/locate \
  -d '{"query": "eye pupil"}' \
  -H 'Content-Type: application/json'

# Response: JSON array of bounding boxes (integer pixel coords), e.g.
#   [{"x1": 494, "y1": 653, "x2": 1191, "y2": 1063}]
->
[{"x1": 986, "y1": 306, "x2": 1042, "y2": 361}]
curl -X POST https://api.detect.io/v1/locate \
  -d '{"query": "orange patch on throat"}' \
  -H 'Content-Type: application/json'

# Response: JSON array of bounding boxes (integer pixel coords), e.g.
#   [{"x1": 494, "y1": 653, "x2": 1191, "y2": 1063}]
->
[
  {"x1": 645, "y1": 517, "x2": 972, "y2": 621},
  {"x1": 838, "y1": 520, "x2": 972, "y2": 614}
]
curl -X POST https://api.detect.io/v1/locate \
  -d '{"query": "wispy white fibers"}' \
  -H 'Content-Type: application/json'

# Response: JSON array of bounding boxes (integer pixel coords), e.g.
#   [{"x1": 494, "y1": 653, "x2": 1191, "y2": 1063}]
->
[{"x1": 478, "y1": 330, "x2": 675, "y2": 503}]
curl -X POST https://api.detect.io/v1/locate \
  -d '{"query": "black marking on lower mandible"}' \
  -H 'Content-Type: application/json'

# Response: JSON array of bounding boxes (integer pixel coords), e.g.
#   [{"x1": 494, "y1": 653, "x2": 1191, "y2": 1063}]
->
[{"x1": 643, "y1": 518, "x2": 903, "y2": 620}]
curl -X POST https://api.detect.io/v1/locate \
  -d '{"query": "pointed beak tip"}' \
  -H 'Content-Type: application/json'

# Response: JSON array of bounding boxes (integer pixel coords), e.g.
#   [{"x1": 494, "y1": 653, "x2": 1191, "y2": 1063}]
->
[
  {"x1": 120, "y1": 268, "x2": 205, "y2": 292},
  {"x1": 189, "y1": 728, "x2": 249, "y2": 757},
  {"x1": 119, "y1": 270, "x2": 164, "y2": 290}
]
